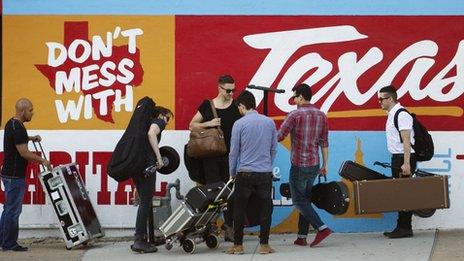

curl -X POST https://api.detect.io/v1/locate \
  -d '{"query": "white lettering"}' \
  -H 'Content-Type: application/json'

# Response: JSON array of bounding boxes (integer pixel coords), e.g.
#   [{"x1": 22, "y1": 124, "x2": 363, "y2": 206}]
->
[{"x1": 46, "y1": 42, "x2": 67, "y2": 67}]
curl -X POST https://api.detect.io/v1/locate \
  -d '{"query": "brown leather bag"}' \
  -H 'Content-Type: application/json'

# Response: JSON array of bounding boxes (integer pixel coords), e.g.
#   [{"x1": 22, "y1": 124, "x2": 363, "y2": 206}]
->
[{"x1": 186, "y1": 100, "x2": 227, "y2": 158}]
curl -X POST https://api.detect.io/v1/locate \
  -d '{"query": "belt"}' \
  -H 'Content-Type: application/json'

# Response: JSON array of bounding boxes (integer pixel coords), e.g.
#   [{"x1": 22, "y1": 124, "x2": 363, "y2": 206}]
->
[
  {"x1": 237, "y1": 171, "x2": 272, "y2": 177},
  {"x1": 392, "y1": 153, "x2": 415, "y2": 158}
]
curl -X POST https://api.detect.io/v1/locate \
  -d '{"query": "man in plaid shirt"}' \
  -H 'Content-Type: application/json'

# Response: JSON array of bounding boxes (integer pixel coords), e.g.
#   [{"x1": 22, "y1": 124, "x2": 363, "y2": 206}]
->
[{"x1": 277, "y1": 83, "x2": 332, "y2": 247}]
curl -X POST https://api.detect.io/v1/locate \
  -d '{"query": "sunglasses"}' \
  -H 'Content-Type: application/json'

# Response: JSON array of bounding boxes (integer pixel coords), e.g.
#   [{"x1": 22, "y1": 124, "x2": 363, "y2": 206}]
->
[
  {"x1": 378, "y1": 96, "x2": 391, "y2": 102},
  {"x1": 220, "y1": 86, "x2": 235, "y2": 94}
]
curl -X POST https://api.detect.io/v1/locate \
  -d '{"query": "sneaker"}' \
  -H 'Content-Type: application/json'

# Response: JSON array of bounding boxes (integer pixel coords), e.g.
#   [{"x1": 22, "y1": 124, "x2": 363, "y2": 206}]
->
[
  {"x1": 293, "y1": 238, "x2": 308, "y2": 246},
  {"x1": 224, "y1": 245, "x2": 244, "y2": 255},
  {"x1": 310, "y1": 228, "x2": 332, "y2": 247},
  {"x1": 384, "y1": 228, "x2": 413, "y2": 239},
  {"x1": 259, "y1": 244, "x2": 275, "y2": 254}
]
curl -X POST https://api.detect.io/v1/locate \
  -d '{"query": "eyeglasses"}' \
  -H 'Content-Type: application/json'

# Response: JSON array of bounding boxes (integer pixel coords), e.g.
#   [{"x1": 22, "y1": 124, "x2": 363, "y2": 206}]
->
[
  {"x1": 378, "y1": 96, "x2": 391, "y2": 102},
  {"x1": 220, "y1": 86, "x2": 235, "y2": 94}
]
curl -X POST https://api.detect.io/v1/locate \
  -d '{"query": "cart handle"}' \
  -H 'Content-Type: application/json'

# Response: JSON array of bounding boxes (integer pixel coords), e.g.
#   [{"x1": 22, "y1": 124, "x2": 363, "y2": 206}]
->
[{"x1": 32, "y1": 141, "x2": 48, "y2": 173}]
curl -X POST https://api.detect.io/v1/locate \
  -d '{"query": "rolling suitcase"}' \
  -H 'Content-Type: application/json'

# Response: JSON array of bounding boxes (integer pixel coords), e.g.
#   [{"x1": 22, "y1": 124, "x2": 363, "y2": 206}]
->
[
  {"x1": 35, "y1": 142, "x2": 104, "y2": 249},
  {"x1": 339, "y1": 160, "x2": 389, "y2": 181},
  {"x1": 185, "y1": 182, "x2": 231, "y2": 213},
  {"x1": 311, "y1": 176, "x2": 350, "y2": 215},
  {"x1": 353, "y1": 175, "x2": 450, "y2": 214}
]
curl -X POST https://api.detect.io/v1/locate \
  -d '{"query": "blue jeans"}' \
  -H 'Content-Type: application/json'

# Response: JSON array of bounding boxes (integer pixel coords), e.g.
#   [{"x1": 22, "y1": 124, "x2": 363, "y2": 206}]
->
[
  {"x1": 289, "y1": 165, "x2": 326, "y2": 237},
  {"x1": 0, "y1": 177, "x2": 26, "y2": 249}
]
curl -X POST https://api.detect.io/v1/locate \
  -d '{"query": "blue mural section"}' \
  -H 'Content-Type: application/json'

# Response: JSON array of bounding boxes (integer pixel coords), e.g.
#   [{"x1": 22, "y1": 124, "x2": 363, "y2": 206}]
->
[
  {"x1": 265, "y1": 131, "x2": 399, "y2": 232},
  {"x1": 3, "y1": 0, "x2": 464, "y2": 15}
]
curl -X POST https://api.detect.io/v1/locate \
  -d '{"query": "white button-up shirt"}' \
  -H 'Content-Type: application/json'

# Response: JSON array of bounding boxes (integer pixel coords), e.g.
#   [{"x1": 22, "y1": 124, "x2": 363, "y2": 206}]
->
[{"x1": 386, "y1": 103, "x2": 415, "y2": 154}]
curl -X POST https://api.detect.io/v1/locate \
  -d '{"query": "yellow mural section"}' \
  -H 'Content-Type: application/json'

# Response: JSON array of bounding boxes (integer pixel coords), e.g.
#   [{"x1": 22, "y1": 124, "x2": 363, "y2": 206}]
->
[{"x1": 2, "y1": 16, "x2": 175, "y2": 129}]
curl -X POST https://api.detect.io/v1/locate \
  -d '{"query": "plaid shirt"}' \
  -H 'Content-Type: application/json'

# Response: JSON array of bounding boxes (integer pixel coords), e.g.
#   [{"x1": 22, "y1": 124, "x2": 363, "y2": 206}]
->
[{"x1": 277, "y1": 104, "x2": 329, "y2": 167}]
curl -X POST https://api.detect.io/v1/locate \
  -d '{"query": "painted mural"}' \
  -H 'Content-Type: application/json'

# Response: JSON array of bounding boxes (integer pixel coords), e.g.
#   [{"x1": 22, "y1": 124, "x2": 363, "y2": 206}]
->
[{"x1": 1, "y1": 13, "x2": 464, "y2": 233}]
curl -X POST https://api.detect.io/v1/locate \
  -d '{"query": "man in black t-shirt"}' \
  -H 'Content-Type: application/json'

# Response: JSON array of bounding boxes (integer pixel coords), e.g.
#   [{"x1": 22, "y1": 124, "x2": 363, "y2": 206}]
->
[
  {"x1": 189, "y1": 75, "x2": 242, "y2": 241},
  {"x1": 0, "y1": 98, "x2": 51, "y2": 251}
]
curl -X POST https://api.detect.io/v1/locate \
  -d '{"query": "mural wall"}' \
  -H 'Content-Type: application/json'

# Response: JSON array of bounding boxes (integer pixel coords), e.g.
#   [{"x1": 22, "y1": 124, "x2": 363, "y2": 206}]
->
[{"x1": 1, "y1": 1, "x2": 464, "y2": 233}]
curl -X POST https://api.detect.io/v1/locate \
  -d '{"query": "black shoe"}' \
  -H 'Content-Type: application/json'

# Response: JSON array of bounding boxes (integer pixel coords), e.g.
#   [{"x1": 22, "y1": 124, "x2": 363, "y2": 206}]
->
[
  {"x1": 5, "y1": 245, "x2": 29, "y2": 251},
  {"x1": 384, "y1": 228, "x2": 413, "y2": 239},
  {"x1": 131, "y1": 240, "x2": 158, "y2": 253}
]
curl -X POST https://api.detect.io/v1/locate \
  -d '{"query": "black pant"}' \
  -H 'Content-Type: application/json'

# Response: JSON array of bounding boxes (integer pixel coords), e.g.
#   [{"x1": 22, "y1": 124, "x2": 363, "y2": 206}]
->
[
  {"x1": 203, "y1": 156, "x2": 233, "y2": 227},
  {"x1": 133, "y1": 173, "x2": 156, "y2": 239},
  {"x1": 233, "y1": 172, "x2": 273, "y2": 245},
  {"x1": 391, "y1": 154, "x2": 417, "y2": 230}
]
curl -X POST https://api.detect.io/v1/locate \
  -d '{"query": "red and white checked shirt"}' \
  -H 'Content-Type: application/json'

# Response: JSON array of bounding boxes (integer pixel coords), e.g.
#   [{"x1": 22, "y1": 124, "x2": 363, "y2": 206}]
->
[{"x1": 277, "y1": 104, "x2": 329, "y2": 167}]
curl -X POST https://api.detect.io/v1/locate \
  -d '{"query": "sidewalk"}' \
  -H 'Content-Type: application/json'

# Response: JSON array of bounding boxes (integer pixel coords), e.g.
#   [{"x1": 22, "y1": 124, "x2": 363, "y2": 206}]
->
[
  {"x1": 4, "y1": 229, "x2": 464, "y2": 260},
  {"x1": 83, "y1": 231, "x2": 435, "y2": 261}
]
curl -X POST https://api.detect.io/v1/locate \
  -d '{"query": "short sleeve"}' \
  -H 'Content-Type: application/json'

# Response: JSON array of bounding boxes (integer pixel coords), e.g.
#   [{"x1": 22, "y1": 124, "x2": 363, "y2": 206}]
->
[
  {"x1": 152, "y1": 118, "x2": 167, "y2": 132},
  {"x1": 13, "y1": 121, "x2": 28, "y2": 145},
  {"x1": 198, "y1": 100, "x2": 213, "y2": 122},
  {"x1": 397, "y1": 111, "x2": 413, "y2": 131}
]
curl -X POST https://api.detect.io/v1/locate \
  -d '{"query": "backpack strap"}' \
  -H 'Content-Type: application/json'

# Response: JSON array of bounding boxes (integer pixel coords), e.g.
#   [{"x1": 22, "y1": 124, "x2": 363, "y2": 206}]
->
[{"x1": 393, "y1": 108, "x2": 410, "y2": 144}]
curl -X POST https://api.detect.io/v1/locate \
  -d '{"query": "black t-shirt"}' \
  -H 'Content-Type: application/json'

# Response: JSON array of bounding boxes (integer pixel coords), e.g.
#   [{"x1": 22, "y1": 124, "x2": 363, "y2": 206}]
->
[
  {"x1": 146, "y1": 118, "x2": 167, "y2": 166},
  {"x1": 2, "y1": 118, "x2": 29, "y2": 178},
  {"x1": 152, "y1": 118, "x2": 167, "y2": 143},
  {"x1": 198, "y1": 100, "x2": 242, "y2": 152}
]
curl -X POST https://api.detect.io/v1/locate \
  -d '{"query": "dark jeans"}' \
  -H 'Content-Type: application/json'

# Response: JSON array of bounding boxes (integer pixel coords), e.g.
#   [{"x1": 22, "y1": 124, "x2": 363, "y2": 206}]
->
[
  {"x1": 0, "y1": 177, "x2": 26, "y2": 249},
  {"x1": 133, "y1": 173, "x2": 156, "y2": 239},
  {"x1": 289, "y1": 165, "x2": 327, "y2": 237},
  {"x1": 391, "y1": 154, "x2": 417, "y2": 230},
  {"x1": 233, "y1": 172, "x2": 273, "y2": 245},
  {"x1": 203, "y1": 156, "x2": 233, "y2": 227}
]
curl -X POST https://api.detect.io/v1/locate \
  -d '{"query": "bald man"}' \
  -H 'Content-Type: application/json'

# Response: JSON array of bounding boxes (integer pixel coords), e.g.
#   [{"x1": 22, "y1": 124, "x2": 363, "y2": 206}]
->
[{"x1": 0, "y1": 98, "x2": 51, "y2": 251}]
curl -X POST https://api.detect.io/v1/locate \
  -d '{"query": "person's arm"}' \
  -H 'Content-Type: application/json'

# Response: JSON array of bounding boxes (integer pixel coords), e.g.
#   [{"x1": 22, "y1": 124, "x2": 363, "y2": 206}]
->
[
  {"x1": 147, "y1": 123, "x2": 164, "y2": 169},
  {"x1": 229, "y1": 122, "x2": 241, "y2": 179},
  {"x1": 270, "y1": 122, "x2": 278, "y2": 164},
  {"x1": 189, "y1": 111, "x2": 220, "y2": 131},
  {"x1": 400, "y1": 129, "x2": 412, "y2": 176},
  {"x1": 28, "y1": 135, "x2": 42, "y2": 142},
  {"x1": 277, "y1": 113, "x2": 294, "y2": 142},
  {"x1": 320, "y1": 147, "x2": 328, "y2": 176},
  {"x1": 319, "y1": 115, "x2": 329, "y2": 176},
  {"x1": 16, "y1": 144, "x2": 52, "y2": 171}
]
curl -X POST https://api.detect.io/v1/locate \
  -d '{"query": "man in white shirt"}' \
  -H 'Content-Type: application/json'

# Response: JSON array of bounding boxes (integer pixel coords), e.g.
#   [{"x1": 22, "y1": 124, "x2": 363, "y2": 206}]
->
[{"x1": 378, "y1": 85, "x2": 417, "y2": 238}]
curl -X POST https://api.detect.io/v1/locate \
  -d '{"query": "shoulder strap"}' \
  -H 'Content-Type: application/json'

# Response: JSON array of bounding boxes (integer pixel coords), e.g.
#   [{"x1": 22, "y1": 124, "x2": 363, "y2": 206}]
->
[
  {"x1": 209, "y1": 100, "x2": 219, "y2": 118},
  {"x1": 209, "y1": 100, "x2": 221, "y2": 130},
  {"x1": 393, "y1": 108, "x2": 410, "y2": 144}
]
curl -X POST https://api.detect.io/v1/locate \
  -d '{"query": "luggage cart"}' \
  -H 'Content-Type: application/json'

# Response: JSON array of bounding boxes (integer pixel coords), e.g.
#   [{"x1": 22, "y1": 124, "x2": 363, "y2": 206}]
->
[{"x1": 159, "y1": 179, "x2": 233, "y2": 254}]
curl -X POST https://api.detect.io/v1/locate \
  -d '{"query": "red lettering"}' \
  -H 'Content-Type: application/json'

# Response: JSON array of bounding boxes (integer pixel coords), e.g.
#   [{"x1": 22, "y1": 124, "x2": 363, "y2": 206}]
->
[
  {"x1": 155, "y1": 182, "x2": 167, "y2": 197},
  {"x1": 76, "y1": 151, "x2": 89, "y2": 182},
  {"x1": 93, "y1": 152, "x2": 111, "y2": 204},
  {"x1": 24, "y1": 155, "x2": 45, "y2": 205},
  {"x1": 115, "y1": 179, "x2": 134, "y2": 205}
]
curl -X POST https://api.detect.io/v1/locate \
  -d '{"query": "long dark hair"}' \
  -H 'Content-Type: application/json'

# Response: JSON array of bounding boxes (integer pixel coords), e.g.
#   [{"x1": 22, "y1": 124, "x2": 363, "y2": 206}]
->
[{"x1": 154, "y1": 106, "x2": 174, "y2": 122}]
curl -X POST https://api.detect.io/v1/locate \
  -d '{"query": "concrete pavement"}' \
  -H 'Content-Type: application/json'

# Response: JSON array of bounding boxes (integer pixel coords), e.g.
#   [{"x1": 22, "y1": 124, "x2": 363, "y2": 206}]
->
[
  {"x1": 83, "y1": 230, "x2": 436, "y2": 261},
  {"x1": 5, "y1": 229, "x2": 464, "y2": 260}
]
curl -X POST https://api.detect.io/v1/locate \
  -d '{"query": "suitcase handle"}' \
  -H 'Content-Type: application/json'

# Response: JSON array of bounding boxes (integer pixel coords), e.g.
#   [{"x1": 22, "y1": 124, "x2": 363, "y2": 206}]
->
[
  {"x1": 317, "y1": 175, "x2": 327, "y2": 184},
  {"x1": 32, "y1": 141, "x2": 49, "y2": 172},
  {"x1": 214, "y1": 179, "x2": 234, "y2": 202},
  {"x1": 374, "y1": 161, "x2": 436, "y2": 177}
]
